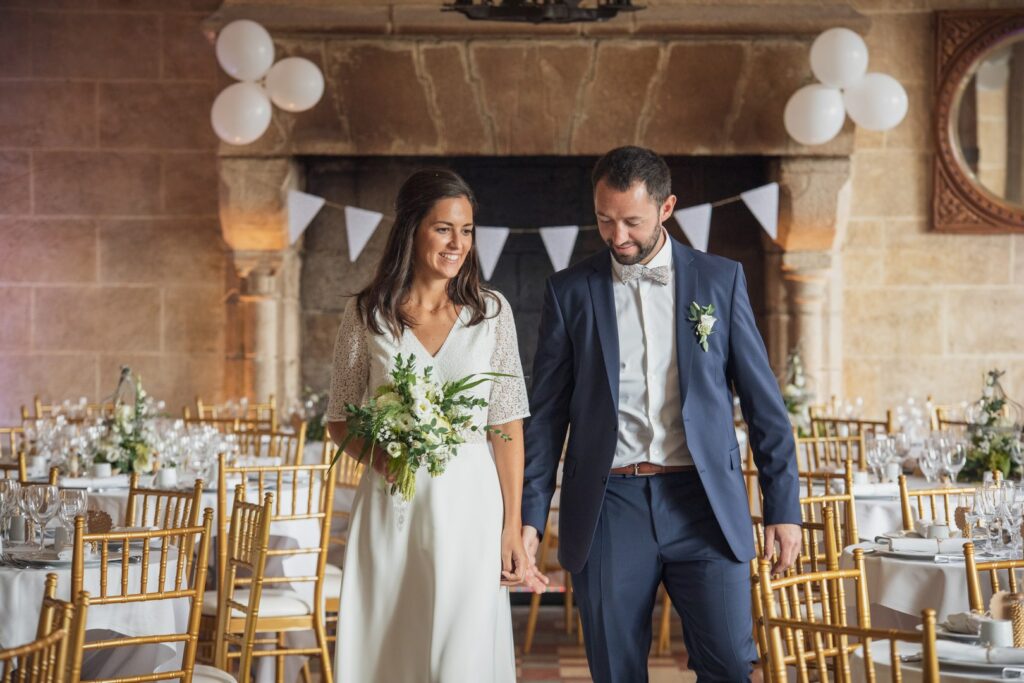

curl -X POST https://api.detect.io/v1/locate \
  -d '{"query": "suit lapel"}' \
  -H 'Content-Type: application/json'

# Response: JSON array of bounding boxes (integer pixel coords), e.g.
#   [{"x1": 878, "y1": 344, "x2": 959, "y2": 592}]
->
[
  {"x1": 673, "y1": 240, "x2": 698, "y2": 408},
  {"x1": 588, "y1": 254, "x2": 620, "y2": 412}
]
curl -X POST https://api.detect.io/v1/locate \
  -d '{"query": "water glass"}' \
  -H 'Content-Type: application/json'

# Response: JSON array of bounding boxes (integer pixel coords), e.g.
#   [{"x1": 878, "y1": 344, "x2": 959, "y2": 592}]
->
[
  {"x1": 24, "y1": 485, "x2": 59, "y2": 550},
  {"x1": 0, "y1": 479, "x2": 20, "y2": 542},
  {"x1": 943, "y1": 442, "x2": 967, "y2": 483},
  {"x1": 58, "y1": 489, "x2": 88, "y2": 535}
]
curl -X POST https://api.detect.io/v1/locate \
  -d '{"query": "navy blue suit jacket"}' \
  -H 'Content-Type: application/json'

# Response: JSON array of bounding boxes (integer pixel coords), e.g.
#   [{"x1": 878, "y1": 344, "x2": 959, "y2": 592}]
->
[{"x1": 522, "y1": 237, "x2": 801, "y2": 574}]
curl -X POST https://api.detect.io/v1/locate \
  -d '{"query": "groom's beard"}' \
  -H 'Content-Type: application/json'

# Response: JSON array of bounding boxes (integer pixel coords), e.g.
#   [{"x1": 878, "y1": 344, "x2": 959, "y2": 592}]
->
[{"x1": 607, "y1": 227, "x2": 663, "y2": 266}]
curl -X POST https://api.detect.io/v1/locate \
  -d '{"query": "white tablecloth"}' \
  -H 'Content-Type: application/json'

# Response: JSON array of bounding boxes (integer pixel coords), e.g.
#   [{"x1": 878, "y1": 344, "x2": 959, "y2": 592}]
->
[
  {"x1": 0, "y1": 547, "x2": 190, "y2": 678},
  {"x1": 855, "y1": 476, "x2": 956, "y2": 541},
  {"x1": 854, "y1": 640, "x2": 1015, "y2": 682},
  {"x1": 842, "y1": 544, "x2": 978, "y2": 631}
]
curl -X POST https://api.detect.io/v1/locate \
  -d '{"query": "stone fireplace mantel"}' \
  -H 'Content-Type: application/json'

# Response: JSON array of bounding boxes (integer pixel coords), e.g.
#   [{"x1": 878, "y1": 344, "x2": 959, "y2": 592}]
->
[{"x1": 208, "y1": 0, "x2": 867, "y2": 405}]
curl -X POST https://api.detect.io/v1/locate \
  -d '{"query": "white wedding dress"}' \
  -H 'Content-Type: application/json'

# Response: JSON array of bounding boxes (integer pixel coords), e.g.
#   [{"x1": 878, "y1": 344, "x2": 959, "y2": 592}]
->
[{"x1": 326, "y1": 291, "x2": 529, "y2": 683}]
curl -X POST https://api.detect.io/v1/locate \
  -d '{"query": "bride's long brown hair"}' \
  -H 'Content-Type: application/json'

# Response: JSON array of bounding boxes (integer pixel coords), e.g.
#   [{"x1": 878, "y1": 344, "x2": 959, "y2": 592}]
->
[{"x1": 356, "y1": 168, "x2": 497, "y2": 339}]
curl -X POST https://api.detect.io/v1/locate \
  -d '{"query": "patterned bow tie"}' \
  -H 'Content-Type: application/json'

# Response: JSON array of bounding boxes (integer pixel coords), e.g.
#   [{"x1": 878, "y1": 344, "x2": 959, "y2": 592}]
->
[{"x1": 619, "y1": 264, "x2": 671, "y2": 286}]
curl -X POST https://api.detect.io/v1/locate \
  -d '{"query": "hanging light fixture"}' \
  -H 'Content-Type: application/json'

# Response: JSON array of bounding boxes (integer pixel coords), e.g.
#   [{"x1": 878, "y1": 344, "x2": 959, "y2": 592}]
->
[{"x1": 444, "y1": 0, "x2": 643, "y2": 24}]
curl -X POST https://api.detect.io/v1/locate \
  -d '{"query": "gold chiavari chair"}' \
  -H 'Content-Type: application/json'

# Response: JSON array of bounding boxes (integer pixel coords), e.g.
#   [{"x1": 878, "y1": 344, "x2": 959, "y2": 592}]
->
[
  {"x1": 207, "y1": 453, "x2": 335, "y2": 683},
  {"x1": 123, "y1": 473, "x2": 203, "y2": 531},
  {"x1": 0, "y1": 574, "x2": 89, "y2": 683},
  {"x1": 898, "y1": 475, "x2": 976, "y2": 531},
  {"x1": 796, "y1": 434, "x2": 866, "y2": 473},
  {"x1": 935, "y1": 407, "x2": 971, "y2": 434},
  {"x1": 811, "y1": 413, "x2": 895, "y2": 439},
  {"x1": 180, "y1": 416, "x2": 243, "y2": 434},
  {"x1": 208, "y1": 487, "x2": 274, "y2": 682},
  {"x1": 0, "y1": 452, "x2": 27, "y2": 483},
  {"x1": 0, "y1": 426, "x2": 26, "y2": 459},
  {"x1": 236, "y1": 424, "x2": 307, "y2": 466},
  {"x1": 70, "y1": 509, "x2": 214, "y2": 683},
  {"x1": 193, "y1": 396, "x2": 277, "y2": 431},
  {"x1": 964, "y1": 541, "x2": 1024, "y2": 613},
  {"x1": 21, "y1": 399, "x2": 114, "y2": 422},
  {"x1": 758, "y1": 550, "x2": 939, "y2": 683}
]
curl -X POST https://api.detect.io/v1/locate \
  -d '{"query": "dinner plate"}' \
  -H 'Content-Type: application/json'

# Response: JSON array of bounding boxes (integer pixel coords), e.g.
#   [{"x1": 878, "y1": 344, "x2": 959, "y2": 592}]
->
[
  {"x1": 915, "y1": 623, "x2": 980, "y2": 643},
  {"x1": 937, "y1": 656, "x2": 1023, "y2": 673},
  {"x1": 874, "y1": 548, "x2": 940, "y2": 560}
]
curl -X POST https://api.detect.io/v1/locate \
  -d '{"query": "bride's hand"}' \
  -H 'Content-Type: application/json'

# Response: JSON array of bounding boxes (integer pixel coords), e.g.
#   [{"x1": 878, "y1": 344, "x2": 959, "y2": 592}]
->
[
  {"x1": 370, "y1": 450, "x2": 396, "y2": 484},
  {"x1": 500, "y1": 526, "x2": 528, "y2": 587}
]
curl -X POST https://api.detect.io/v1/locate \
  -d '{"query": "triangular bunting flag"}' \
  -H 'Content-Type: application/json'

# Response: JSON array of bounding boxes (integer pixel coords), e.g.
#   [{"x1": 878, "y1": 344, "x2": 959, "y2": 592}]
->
[
  {"x1": 539, "y1": 225, "x2": 579, "y2": 272},
  {"x1": 673, "y1": 203, "x2": 712, "y2": 253},
  {"x1": 475, "y1": 226, "x2": 509, "y2": 281},
  {"x1": 344, "y1": 206, "x2": 384, "y2": 262},
  {"x1": 740, "y1": 182, "x2": 779, "y2": 240},
  {"x1": 287, "y1": 190, "x2": 326, "y2": 245}
]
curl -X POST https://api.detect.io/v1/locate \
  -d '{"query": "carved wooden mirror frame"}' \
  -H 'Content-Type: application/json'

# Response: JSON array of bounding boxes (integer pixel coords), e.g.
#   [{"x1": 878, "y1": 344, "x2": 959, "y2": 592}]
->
[{"x1": 933, "y1": 9, "x2": 1024, "y2": 233}]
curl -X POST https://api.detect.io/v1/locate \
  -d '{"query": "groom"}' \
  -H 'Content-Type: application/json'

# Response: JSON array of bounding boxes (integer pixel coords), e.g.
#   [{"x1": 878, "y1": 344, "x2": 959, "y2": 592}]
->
[{"x1": 522, "y1": 146, "x2": 801, "y2": 682}]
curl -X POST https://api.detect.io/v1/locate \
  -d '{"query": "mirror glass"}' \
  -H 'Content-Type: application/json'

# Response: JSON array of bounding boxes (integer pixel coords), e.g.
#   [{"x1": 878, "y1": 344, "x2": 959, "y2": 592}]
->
[{"x1": 952, "y1": 34, "x2": 1024, "y2": 208}]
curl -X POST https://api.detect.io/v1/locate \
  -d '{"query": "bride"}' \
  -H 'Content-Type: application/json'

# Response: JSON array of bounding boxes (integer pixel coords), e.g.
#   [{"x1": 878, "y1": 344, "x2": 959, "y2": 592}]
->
[{"x1": 326, "y1": 168, "x2": 547, "y2": 682}]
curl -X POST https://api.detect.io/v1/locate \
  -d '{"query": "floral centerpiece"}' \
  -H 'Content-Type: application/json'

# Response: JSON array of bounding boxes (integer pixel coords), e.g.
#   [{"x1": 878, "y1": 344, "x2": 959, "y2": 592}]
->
[
  {"x1": 961, "y1": 369, "x2": 1024, "y2": 481},
  {"x1": 90, "y1": 367, "x2": 160, "y2": 474},
  {"x1": 781, "y1": 346, "x2": 813, "y2": 437},
  {"x1": 291, "y1": 387, "x2": 328, "y2": 443},
  {"x1": 332, "y1": 354, "x2": 510, "y2": 501}
]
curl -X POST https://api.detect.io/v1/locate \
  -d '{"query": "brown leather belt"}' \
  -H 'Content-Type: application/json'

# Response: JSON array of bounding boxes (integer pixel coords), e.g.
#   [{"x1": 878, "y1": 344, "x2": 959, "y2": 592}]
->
[{"x1": 608, "y1": 463, "x2": 697, "y2": 476}]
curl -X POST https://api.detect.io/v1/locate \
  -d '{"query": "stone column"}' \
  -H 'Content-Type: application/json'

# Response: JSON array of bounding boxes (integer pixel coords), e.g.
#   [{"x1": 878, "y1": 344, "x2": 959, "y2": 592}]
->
[
  {"x1": 771, "y1": 156, "x2": 853, "y2": 403},
  {"x1": 782, "y1": 251, "x2": 831, "y2": 401},
  {"x1": 219, "y1": 157, "x2": 303, "y2": 410}
]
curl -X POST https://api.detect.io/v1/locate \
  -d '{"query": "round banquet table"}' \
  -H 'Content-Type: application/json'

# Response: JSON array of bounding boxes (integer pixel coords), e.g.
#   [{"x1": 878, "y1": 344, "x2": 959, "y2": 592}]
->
[
  {"x1": 0, "y1": 546, "x2": 190, "y2": 680},
  {"x1": 853, "y1": 639, "x2": 1024, "y2": 682}
]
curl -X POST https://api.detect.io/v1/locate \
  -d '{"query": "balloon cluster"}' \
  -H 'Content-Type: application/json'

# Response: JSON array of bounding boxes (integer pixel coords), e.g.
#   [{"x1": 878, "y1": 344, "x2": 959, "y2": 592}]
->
[
  {"x1": 784, "y1": 28, "x2": 908, "y2": 146},
  {"x1": 210, "y1": 20, "x2": 325, "y2": 145}
]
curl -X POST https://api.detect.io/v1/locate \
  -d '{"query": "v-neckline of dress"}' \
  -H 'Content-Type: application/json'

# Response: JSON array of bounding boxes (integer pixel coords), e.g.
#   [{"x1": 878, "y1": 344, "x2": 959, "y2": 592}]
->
[{"x1": 407, "y1": 306, "x2": 464, "y2": 359}]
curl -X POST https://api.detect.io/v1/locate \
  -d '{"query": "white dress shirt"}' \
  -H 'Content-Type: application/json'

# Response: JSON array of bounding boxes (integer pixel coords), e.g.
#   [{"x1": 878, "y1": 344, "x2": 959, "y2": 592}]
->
[{"x1": 609, "y1": 233, "x2": 692, "y2": 468}]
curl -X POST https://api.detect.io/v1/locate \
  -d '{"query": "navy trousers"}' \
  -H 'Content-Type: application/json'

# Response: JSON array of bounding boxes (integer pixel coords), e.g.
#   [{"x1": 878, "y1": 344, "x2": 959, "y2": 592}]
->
[{"x1": 571, "y1": 471, "x2": 757, "y2": 683}]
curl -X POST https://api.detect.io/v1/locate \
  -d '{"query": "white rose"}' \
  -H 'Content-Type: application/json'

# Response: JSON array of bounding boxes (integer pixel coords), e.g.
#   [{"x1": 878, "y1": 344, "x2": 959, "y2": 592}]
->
[
  {"x1": 697, "y1": 314, "x2": 716, "y2": 337},
  {"x1": 412, "y1": 399, "x2": 433, "y2": 419},
  {"x1": 385, "y1": 441, "x2": 403, "y2": 459}
]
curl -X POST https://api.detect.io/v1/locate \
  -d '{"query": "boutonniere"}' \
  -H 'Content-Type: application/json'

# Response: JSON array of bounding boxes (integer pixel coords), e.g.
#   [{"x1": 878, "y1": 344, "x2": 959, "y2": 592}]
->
[{"x1": 687, "y1": 301, "x2": 716, "y2": 352}]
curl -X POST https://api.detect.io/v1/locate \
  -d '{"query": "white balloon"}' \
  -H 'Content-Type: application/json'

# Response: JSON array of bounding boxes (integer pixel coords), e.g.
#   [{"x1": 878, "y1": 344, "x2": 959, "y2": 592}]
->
[
  {"x1": 210, "y1": 82, "x2": 272, "y2": 145},
  {"x1": 265, "y1": 57, "x2": 325, "y2": 112},
  {"x1": 810, "y1": 27, "x2": 869, "y2": 89},
  {"x1": 216, "y1": 20, "x2": 274, "y2": 81},
  {"x1": 842, "y1": 73, "x2": 908, "y2": 131},
  {"x1": 784, "y1": 84, "x2": 846, "y2": 146}
]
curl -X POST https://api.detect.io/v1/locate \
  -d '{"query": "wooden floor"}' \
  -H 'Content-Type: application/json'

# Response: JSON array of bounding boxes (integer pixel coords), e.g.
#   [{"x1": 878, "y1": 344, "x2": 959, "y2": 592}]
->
[{"x1": 511, "y1": 602, "x2": 697, "y2": 682}]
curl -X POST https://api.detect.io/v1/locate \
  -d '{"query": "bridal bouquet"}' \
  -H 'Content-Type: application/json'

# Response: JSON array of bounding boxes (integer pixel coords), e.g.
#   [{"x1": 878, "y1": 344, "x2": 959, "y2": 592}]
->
[{"x1": 331, "y1": 354, "x2": 510, "y2": 501}]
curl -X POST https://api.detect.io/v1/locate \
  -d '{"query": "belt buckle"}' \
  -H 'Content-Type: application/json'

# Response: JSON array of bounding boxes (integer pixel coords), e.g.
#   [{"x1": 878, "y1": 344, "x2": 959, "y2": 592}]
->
[{"x1": 634, "y1": 463, "x2": 656, "y2": 477}]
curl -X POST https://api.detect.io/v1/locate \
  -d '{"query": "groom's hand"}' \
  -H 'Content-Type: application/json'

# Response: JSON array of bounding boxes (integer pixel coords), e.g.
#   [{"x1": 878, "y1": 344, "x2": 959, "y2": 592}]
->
[{"x1": 764, "y1": 523, "x2": 801, "y2": 577}]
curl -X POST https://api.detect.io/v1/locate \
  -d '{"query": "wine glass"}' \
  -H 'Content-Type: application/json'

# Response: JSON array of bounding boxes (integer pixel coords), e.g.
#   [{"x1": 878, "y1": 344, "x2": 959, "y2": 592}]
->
[
  {"x1": 918, "y1": 441, "x2": 942, "y2": 484},
  {"x1": 0, "y1": 479, "x2": 20, "y2": 543},
  {"x1": 24, "y1": 485, "x2": 59, "y2": 550},
  {"x1": 865, "y1": 438, "x2": 885, "y2": 483},
  {"x1": 942, "y1": 442, "x2": 968, "y2": 483},
  {"x1": 58, "y1": 489, "x2": 87, "y2": 536}
]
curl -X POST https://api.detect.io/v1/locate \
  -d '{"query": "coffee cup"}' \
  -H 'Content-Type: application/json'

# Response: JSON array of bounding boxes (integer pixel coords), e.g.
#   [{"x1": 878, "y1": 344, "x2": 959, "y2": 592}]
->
[
  {"x1": 980, "y1": 618, "x2": 1014, "y2": 648},
  {"x1": 925, "y1": 523, "x2": 951, "y2": 540},
  {"x1": 852, "y1": 470, "x2": 870, "y2": 486},
  {"x1": 884, "y1": 462, "x2": 902, "y2": 483},
  {"x1": 29, "y1": 455, "x2": 47, "y2": 477},
  {"x1": 91, "y1": 462, "x2": 112, "y2": 478}
]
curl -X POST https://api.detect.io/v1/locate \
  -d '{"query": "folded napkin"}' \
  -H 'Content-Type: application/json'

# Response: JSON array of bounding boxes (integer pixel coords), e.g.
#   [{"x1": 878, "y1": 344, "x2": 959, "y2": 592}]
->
[
  {"x1": 881, "y1": 537, "x2": 968, "y2": 554},
  {"x1": 942, "y1": 612, "x2": 983, "y2": 635},
  {"x1": 59, "y1": 474, "x2": 131, "y2": 489},
  {"x1": 936, "y1": 639, "x2": 1024, "y2": 665},
  {"x1": 830, "y1": 481, "x2": 900, "y2": 497},
  {"x1": 235, "y1": 456, "x2": 281, "y2": 467}
]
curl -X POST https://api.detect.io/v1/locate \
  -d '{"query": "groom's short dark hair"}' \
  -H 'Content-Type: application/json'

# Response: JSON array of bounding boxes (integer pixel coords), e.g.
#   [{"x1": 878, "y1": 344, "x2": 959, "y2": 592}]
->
[{"x1": 591, "y1": 146, "x2": 672, "y2": 205}]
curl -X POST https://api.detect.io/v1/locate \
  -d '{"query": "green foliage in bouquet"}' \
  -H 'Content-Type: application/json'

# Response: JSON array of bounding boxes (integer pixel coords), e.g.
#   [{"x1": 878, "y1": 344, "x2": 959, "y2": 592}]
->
[
  {"x1": 781, "y1": 346, "x2": 813, "y2": 437},
  {"x1": 961, "y1": 369, "x2": 1024, "y2": 481},
  {"x1": 331, "y1": 354, "x2": 512, "y2": 501}
]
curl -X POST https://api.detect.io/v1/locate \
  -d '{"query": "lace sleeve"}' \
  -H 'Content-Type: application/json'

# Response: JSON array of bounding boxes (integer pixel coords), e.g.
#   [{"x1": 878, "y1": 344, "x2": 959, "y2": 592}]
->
[
  {"x1": 325, "y1": 299, "x2": 369, "y2": 422},
  {"x1": 487, "y1": 293, "x2": 530, "y2": 425}
]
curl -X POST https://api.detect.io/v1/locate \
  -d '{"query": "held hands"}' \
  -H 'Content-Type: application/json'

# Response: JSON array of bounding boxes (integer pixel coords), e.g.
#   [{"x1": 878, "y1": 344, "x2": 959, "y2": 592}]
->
[
  {"x1": 500, "y1": 525, "x2": 548, "y2": 593},
  {"x1": 764, "y1": 523, "x2": 801, "y2": 577},
  {"x1": 369, "y1": 450, "x2": 397, "y2": 484}
]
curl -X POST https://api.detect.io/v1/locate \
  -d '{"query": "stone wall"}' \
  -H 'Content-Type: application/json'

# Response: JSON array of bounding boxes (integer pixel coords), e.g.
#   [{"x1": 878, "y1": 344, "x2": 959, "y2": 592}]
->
[
  {"x1": 841, "y1": 0, "x2": 1024, "y2": 416},
  {"x1": 1, "y1": 0, "x2": 1022, "y2": 425},
  {"x1": 0, "y1": 1, "x2": 229, "y2": 423}
]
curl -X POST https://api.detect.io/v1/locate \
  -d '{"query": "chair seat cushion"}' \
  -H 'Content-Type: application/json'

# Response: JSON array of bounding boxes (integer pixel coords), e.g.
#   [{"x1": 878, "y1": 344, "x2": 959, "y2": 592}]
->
[
  {"x1": 324, "y1": 565, "x2": 342, "y2": 601},
  {"x1": 201, "y1": 588, "x2": 312, "y2": 618},
  {"x1": 192, "y1": 664, "x2": 236, "y2": 683}
]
